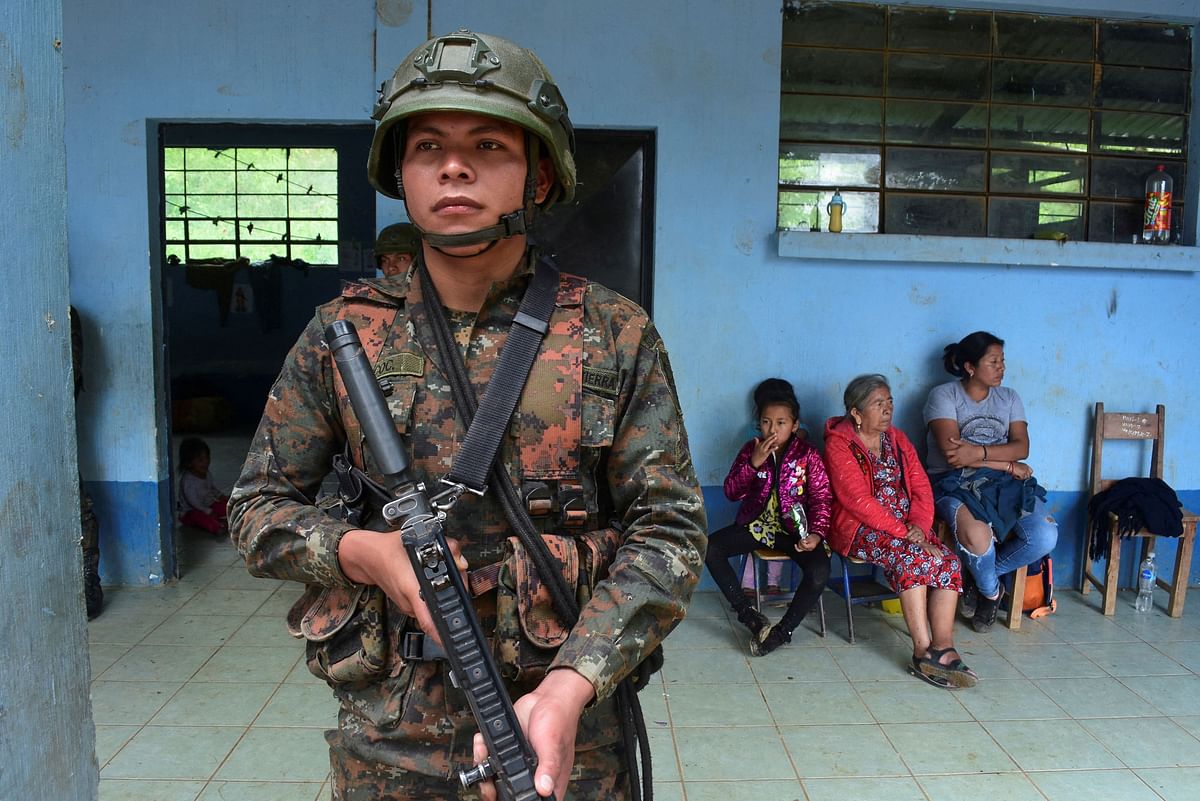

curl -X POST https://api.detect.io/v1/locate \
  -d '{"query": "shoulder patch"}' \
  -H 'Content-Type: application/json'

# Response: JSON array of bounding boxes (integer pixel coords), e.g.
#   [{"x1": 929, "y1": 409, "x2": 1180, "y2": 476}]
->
[
  {"x1": 374, "y1": 351, "x2": 424, "y2": 378},
  {"x1": 583, "y1": 366, "x2": 619, "y2": 400}
]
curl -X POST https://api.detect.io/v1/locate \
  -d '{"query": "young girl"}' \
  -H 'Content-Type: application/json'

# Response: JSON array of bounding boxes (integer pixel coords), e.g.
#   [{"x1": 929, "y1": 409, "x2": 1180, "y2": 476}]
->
[
  {"x1": 178, "y1": 437, "x2": 229, "y2": 536},
  {"x1": 705, "y1": 379, "x2": 832, "y2": 656}
]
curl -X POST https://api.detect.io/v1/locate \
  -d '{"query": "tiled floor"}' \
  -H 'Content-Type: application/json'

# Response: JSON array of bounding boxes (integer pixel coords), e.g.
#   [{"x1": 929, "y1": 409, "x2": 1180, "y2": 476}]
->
[
  {"x1": 92, "y1": 536, "x2": 1200, "y2": 801},
  {"x1": 90, "y1": 436, "x2": 1200, "y2": 800}
]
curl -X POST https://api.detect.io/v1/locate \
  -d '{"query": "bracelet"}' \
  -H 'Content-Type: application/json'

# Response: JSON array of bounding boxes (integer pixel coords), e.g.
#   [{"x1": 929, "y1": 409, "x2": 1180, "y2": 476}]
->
[{"x1": 981, "y1": 444, "x2": 989, "y2": 462}]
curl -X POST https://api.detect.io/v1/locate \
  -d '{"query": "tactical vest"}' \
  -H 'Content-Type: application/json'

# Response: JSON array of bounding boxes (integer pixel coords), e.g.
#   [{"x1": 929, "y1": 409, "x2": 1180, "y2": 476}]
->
[{"x1": 331, "y1": 269, "x2": 597, "y2": 532}]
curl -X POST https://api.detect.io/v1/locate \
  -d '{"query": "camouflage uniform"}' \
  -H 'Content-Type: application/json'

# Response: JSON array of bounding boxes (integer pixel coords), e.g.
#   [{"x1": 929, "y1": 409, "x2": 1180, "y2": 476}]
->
[
  {"x1": 71, "y1": 306, "x2": 103, "y2": 619},
  {"x1": 229, "y1": 252, "x2": 707, "y2": 799}
]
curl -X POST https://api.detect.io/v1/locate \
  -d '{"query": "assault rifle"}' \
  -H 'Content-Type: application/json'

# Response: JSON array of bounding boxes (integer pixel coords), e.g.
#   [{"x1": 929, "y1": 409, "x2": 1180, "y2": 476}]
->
[{"x1": 325, "y1": 319, "x2": 551, "y2": 801}]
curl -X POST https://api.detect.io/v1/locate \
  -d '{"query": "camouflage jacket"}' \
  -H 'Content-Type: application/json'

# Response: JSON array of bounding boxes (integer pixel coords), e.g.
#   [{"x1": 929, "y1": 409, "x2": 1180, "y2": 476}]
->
[{"x1": 229, "y1": 253, "x2": 707, "y2": 705}]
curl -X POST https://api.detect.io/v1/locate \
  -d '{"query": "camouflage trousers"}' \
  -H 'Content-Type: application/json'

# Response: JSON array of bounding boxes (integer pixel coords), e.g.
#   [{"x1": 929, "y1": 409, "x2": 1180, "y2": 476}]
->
[
  {"x1": 328, "y1": 747, "x2": 629, "y2": 801},
  {"x1": 326, "y1": 661, "x2": 630, "y2": 801},
  {"x1": 80, "y1": 478, "x2": 103, "y2": 618}
]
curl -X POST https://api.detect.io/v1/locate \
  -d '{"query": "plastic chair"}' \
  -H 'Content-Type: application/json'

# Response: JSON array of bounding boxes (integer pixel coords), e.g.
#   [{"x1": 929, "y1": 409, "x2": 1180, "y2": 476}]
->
[
  {"x1": 826, "y1": 552, "x2": 895, "y2": 643},
  {"x1": 747, "y1": 547, "x2": 825, "y2": 637},
  {"x1": 1081, "y1": 403, "x2": 1198, "y2": 617},
  {"x1": 932, "y1": 518, "x2": 1028, "y2": 631}
]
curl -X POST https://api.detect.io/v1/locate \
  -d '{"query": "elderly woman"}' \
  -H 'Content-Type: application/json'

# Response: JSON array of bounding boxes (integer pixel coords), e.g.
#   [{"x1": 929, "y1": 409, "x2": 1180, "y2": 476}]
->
[{"x1": 824, "y1": 374, "x2": 976, "y2": 688}]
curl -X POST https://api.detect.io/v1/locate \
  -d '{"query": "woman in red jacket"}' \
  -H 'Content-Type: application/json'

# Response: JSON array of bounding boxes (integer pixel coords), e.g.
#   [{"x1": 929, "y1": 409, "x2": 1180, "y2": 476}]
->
[{"x1": 824, "y1": 374, "x2": 976, "y2": 688}]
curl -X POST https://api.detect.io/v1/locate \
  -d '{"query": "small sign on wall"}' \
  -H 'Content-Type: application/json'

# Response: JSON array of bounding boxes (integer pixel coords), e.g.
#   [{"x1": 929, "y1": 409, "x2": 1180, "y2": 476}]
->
[{"x1": 230, "y1": 282, "x2": 254, "y2": 316}]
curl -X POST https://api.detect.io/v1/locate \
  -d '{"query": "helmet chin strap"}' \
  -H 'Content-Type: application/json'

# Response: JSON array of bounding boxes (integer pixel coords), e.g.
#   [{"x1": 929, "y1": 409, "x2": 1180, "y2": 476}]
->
[{"x1": 400, "y1": 134, "x2": 544, "y2": 259}]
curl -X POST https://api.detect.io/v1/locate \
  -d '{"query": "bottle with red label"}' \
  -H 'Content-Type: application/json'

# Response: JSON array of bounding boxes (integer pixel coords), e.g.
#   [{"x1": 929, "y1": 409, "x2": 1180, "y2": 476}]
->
[{"x1": 1142, "y1": 164, "x2": 1173, "y2": 245}]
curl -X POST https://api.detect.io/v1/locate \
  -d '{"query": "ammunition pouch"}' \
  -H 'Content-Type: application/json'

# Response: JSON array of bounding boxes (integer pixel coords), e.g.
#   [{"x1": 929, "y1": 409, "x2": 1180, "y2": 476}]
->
[{"x1": 287, "y1": 583, "x2": 390, "y2": 685}]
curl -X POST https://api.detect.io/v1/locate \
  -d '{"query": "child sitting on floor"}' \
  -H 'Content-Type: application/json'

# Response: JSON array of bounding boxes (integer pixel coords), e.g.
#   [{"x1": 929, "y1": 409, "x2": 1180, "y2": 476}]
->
[{"x1": 178, "y1": 437, "x2": 229, "y2": 535}]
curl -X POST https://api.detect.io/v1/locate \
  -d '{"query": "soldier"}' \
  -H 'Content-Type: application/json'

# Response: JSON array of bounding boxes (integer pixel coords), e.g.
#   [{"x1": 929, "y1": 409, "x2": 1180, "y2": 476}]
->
[
  {"x1": 375, "y1": 221, "x2": 420, "y2": 278},
  {"x1": 229, "y1": 30, "x2": 707, "y2": 801}
]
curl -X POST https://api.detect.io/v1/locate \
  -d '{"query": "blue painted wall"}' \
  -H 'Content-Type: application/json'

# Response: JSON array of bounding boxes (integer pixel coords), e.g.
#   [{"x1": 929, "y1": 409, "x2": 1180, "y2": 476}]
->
[
  {"x1": 2, "y1": 0, "x2": 99, "y2": 797},
  {"x1": 64, "y1": 0, "x2": 1200, "y2": 587}
]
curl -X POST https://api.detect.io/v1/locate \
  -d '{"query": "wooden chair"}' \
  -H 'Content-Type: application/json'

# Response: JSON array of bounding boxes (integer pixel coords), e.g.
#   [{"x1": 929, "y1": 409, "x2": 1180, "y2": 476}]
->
[
  {"x1": 748, "y1": 548, "x2": 826, "y2": 637},
  {"x1": 1081, "y1": 403, "x2": 1198, "y2": 617},
  {"x1": 933, "y1": 518, "x2": 1028, "y2": 631}
]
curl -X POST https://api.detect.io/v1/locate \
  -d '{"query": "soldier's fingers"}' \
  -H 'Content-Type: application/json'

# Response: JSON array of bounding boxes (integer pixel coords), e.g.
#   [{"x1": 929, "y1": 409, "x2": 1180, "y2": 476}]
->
[
  {"x1": 444, "y1": 536, "x2": 470, "y2": 573},
  {"x1": 471, "y1": 733, "x2": 497, "y2": 801}
]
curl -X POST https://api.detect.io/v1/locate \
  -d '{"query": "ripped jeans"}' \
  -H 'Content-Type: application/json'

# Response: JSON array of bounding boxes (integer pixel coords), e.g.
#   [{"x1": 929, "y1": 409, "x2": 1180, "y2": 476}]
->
[{"x1": 935, "y1": 495, "x2": 1058, "y2": 599}]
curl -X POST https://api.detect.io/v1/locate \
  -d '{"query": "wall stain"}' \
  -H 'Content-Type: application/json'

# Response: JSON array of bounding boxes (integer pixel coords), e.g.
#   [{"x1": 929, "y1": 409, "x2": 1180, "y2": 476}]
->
[
  {"x1": 907, "y1": 285, "x2": 936, "y2": 305},
  {"x1": 217, "y1": 84, "x2": 242, "y2": 97},
  {"x1": 733, "y1": 221, "x2": 755, "y2": 255},
  {"x1": 1107, "y1": 288, "x2": 1118, "y2": 318},
  {"x1": 376, "y1": 0, "x2": 413, "y2": 27},
  {"x1": 121, "y1": 120, "x2": 142, "y2": 147},
  {"x1": 1, "y1": 34, "x2": 29, "y2": 148}
]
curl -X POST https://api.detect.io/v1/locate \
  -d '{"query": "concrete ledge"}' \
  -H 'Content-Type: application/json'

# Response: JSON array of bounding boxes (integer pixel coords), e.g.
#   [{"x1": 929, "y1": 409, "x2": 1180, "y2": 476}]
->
[{"x1": 778, "y1": 231, "x2": 1200, "y2": 273}]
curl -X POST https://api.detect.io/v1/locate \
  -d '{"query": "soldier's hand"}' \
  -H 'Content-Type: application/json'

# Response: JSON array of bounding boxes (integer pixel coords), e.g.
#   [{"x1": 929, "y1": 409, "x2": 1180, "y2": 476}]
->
[
  {"x1": 471, "y1": 667, "x2": 594, "y2": 801},
  {"x1": 336, "y1": 528, "x2": 468, "y2": 647}
]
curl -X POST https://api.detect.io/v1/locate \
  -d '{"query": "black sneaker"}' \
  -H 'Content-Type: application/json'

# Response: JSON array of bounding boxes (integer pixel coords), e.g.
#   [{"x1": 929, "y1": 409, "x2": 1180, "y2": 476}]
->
[
  {"x1": 736, "y1": 606, "x2": 769, "y2": 636},
  {"x1": 961, "y1": 574, "x2": 978, "y2": 620},
  {"x1": 972, "y1": 588, "x2": 1002, "y2": 633},
  {"x1": 750, "y1": 624, "x2": 791, "y2": 657}
]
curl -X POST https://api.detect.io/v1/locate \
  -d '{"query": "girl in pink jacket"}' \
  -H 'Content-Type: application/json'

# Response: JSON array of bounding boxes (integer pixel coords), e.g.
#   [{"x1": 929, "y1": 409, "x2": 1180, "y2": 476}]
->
[{"x1": 705, "y1": 379, "x2": 832, "y2": 656}]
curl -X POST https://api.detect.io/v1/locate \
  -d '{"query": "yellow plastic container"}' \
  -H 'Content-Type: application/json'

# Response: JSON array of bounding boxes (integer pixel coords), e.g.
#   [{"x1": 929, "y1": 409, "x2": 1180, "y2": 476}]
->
[{"x1": 880, "y1": 598, "x2": 902, "y2": 615}]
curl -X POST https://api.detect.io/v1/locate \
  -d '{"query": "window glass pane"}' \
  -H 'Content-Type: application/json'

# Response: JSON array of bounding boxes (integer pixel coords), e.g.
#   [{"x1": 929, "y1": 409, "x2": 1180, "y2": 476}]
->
[
  {"x1": 165, "y1": 244, "x2": 186, "y2": 261},
  {"x1": 884, "y1": 193, "x2": 985, "y2": 236},
  {"x1": 237, "y1": 194, "x2": 289, "y2": 218},
  {"x1": 889, "y1": 7, "x2": 991, "y2": 54},
  {"x1": 164, "y1": 221, "x2": 186, "y2": 241},
  {"x1": 994, "y1": 14, "x2": 1094, "y2": 61},
  {"x1": 289, "y1": 194, "x2": 339, "y2": 217},
  {"x1": 991, "y1": 60, "x2": 1092, "y2": 106},
  {"x1": 987, "y1": 197, "x2": 1084, "y2": 239},
  {"x1": 781, "y1": 96, "x2": 882, "y2": 143},
  {"x1": 1100, "y1": 21, "x2": 1191, "y2": 70},
  {"x1": 779, "y1": 144, "x2": 881, "y2": 188},
  {"x1": 291, "y1": 243, "x2": 339, "y2": 264},
  {"x1": 885, "y1": 100, "x2": 987, "y2": 147},
  {"x1": 1089, "y1": 201, "x2": 1160, "y2": 243},
  {"x1": 164, "y1": 171, "x2": 185, "y2": 194},
  {"x1": 188, "y1": 243, "x2": 237, "y2": 260},
  {"x1": 184, "y1": 195, "x2": 237, "y2": 219},
  {"x1": 818, "y1": 189, "x2": 879, "y2": 232},
  {"x1": 1098, "y1": 65, "x2": 1189, "y2": 114},
  {"x1": 782, "y1": 2, "x2": 885, "y2": 48},
  {"x1": 782, "y1": 48, "x2": 883, "y2": 96},
  {"x1": 1091, "y1": 157, "x2": 1185, "y2": 200},
  {"x1": 241, "y1": 244, "x2": 287, "y2": 262},
  {"x1": 163, "y1": 148, "x2": 185, "y2": 170},
  {"x1": 885, "y1": 147, "x2": 986, "y2": 191},
  {"x1": 237, "y1": 170, "x2": 284, "y2": 194},
  {"x1": 189, "y1": 219, "x2": 238, "y2": 241},
  {"x1": 778, "y1": 189, "x2": 822, "y2": 231},
  {"x1": 990, "y1": 153, "x2": 1086, "y2": 195},
  {"x1": 1095, "y1": 111, "x2": 1185, "y2": 156},
  {"x1": 888, "y1": 54, "x2": 988, "y2": 101},
  {"x1": 290, "y1": 148, "x2": 337, "y2": 170},
  {"x1": 291, "y1": 220, "x2": 338, "y2": 242},
  {"x1": 990, "y1": 105, "x2": 1089, "y2": 152},
  {"x1": 289, "y1": 170, "x2": 339, "y2": 197},
  {"x1": 186, "y1": 170, "x2": 235, "y2": 194},
  {"x1": 236, "y1": 147, "x2": 288, "y2": 171},
  {"x1": 240, "y1": 220, "x2": 285, "y2": 241},
  {"x1": 164, "y1": 194, "x2": 188, "y2": 218}
]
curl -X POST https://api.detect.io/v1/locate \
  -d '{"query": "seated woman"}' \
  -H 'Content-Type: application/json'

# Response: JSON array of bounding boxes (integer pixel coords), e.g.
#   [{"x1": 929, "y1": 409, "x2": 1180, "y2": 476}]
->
[
  {"x1": 705, "y1": 378, "x2": 832, "y2": 656},
  {"x1": 924, "y1": 331, "x2": 1058, "y2": 633},
  {"x1": 824, "y1": 374, "x2": 975, "y2": 688}
]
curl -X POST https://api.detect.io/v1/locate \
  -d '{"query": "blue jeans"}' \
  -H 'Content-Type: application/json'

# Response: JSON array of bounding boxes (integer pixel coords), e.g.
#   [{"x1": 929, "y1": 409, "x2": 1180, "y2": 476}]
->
[{"x1": 935, "y1": 495, "x2": 1058, "y2": 599}]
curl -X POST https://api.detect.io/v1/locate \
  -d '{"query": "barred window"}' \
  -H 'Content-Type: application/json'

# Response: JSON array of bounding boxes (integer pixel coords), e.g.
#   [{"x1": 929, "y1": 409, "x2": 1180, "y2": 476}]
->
[
  {"x1": 778, "y1": 2, "x2": 1192, "y2": 243},
  {"x1": 159, "y1": 124, "x2": 374, "y2": 267}
]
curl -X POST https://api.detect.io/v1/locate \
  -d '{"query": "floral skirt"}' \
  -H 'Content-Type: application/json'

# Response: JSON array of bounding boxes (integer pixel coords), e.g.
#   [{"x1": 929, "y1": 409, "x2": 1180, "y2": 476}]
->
[{"x1": 847, "y1": 526, "x2": 963, "y2": 593}]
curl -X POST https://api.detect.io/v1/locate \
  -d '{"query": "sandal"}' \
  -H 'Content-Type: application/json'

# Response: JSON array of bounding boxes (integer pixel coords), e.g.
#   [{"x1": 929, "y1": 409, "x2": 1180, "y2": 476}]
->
[
  {"x1": 917, "y1": 647, "x2": 979, "y2": 688},
  {"x1": 908, "y1": 658, "x2": 953, "y2": 688}
]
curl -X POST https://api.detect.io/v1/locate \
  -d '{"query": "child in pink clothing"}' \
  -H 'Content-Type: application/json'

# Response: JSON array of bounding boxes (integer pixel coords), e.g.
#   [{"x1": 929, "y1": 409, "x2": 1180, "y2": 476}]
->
[{"x1": 178, "y1": 437, "x2": 229, "y2": 535}]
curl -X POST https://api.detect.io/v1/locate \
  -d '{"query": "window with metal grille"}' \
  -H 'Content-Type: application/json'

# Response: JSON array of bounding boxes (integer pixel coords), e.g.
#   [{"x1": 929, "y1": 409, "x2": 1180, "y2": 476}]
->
[
  {"x1": 159, "y1": 123, "x2": 375, "y2": 267},
  {"x1": 778, "y1": 2, "x2": 1192, "y2": 244}
]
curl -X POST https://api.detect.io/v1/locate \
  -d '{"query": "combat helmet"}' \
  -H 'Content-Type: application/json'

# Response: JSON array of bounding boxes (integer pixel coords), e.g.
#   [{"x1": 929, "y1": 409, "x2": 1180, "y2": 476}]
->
[
  {"x1": 374, "y1": 222, "x2": 421, "y2": 258},
  {"x1": 368, "y1": 30, "x2": 576, "y2": 250}
]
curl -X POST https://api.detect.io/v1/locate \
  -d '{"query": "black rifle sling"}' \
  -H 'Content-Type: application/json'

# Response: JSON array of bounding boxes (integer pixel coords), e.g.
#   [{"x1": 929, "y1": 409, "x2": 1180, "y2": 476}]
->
[{"x1": 417, "y1": 257, "x2": 652, "y2": 801}]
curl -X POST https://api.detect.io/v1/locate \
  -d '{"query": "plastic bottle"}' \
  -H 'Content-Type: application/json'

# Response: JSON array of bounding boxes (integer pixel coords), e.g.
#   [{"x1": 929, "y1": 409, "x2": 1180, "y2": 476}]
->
[
  {"x1": 1135, "y1": 550, "x2": 1156, "y2": 613},
  {"x1": 826, "y1": 190, "x2": 846, "y2": 233},
  {"x1": 1142, "y1": 165, "x2": 1173, "y2": 244}
]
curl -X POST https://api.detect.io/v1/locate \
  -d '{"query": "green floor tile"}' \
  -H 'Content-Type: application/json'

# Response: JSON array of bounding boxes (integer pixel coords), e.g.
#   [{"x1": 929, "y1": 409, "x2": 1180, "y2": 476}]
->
[
  {"x1": 90, "y1": 681, "x2": 182, "y2": 725},
  {"x1": 150, "y1": 682, "x2": 276, "y2": 727},
  {"x1": 1134, "y1": 766, "x2": 1200, "y2": 801},
  {"x1": 191, "y1": 646, "x2": 302, "y2": 683},
  {"x1": 780, "y1": 723, "x2": 908, "y2": 778},
  {"x1": 667, "y1": 683, "x2": 772, "y2": 727},
  {"x1": 1084, "y1": 642, "x2": 1191, "y2": 677},
  {"x1": 196, "y1": 781, "x2": 325, "y2": 801},
  {"x1": 256, "y1": 684, "x2": 339, "y2": 728},
  {"x1": 100, "y1": 645, "x2": 220, "y2": 683},
  {"x1": 994, "y1": 643, "x2": 1107, "y2": 679},
  {"x1": 761, "y1": 679, "x2": 872, "y2": 725},
  {"x1": 142, "y1": 614, "x2": 247, "y2": 647},
  {"x1": 1036, "y1": 676, "x2": 1154, "y2": 718},
  {"x1": 918, "y1": 771, "x2": 1046, "y2": 801},
  {"x1": 954, "y1": 678, "x2": 1068, "y2": 721},
  {"x1": 882, "y1": 721, "x2": 1018, "y2": 774},
  {"x1": 1121, "y1": 674, "x2": 1200, "y2": 716},
  {"x1": 215, "y1": 727, "x2": 331, "y2": 782},
  {"x1": 180, "y1": 588, "x2": 275, "y2": 617},
  {"x1": 103, "y1": 725, "x2": 244, "y2": 780},
  {"x1": 982, "y1": 719, "x2": 1122, "y2": 771},
  {"x1": 99, "y1": 778, "x2": 206, "y2": 801},
  {"x1": 676, "y1": 727, "x2": 794, "y2": 781},
  {"x1": 803, "y1": 775, "x2": 926, "y2": 801},
  {"x1": 1080, "y1": 716, "x2": 1200, "y2": 768},
  {"x1": 748, "y1": 646, "x2": 842, "y2": 683},
  {"x1": 661, "y1": 647, "x2": 756, "y2": 684},
  {"x1": 1029, "y1": 768, "x2": 1164, "y2": 801},
  {"x1": 684, "y1": 779, "x2": 806, "y2": 801},
  {"x1": 854, "y1": 678, "x2": 974, "y2": 724}
]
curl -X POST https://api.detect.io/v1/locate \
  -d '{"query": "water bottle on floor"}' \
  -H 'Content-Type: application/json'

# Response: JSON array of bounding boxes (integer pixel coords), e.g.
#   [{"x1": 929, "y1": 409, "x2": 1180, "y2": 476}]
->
[{"x1": 1135, "y1": 550, "x2": 1156, "y2": 614}]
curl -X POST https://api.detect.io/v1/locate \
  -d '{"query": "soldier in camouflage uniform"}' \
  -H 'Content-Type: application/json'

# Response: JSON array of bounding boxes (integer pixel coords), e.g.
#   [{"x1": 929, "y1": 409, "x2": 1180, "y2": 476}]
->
[
  {"x1": 375, "y1": 222, "x2": 420, "y2": 278},
  {"x1": 72, "y1": 306, "x2": 103, "y2": 619},
  {"x1": 229, "y1": 30, "x2": 706, "y2": 801}
]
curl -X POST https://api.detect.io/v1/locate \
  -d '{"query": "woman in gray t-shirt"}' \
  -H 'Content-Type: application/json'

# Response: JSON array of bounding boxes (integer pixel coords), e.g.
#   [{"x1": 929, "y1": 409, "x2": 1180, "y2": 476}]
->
[{"x1": 924, "y1": 331, "x2": 1058, "y2": 632}]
